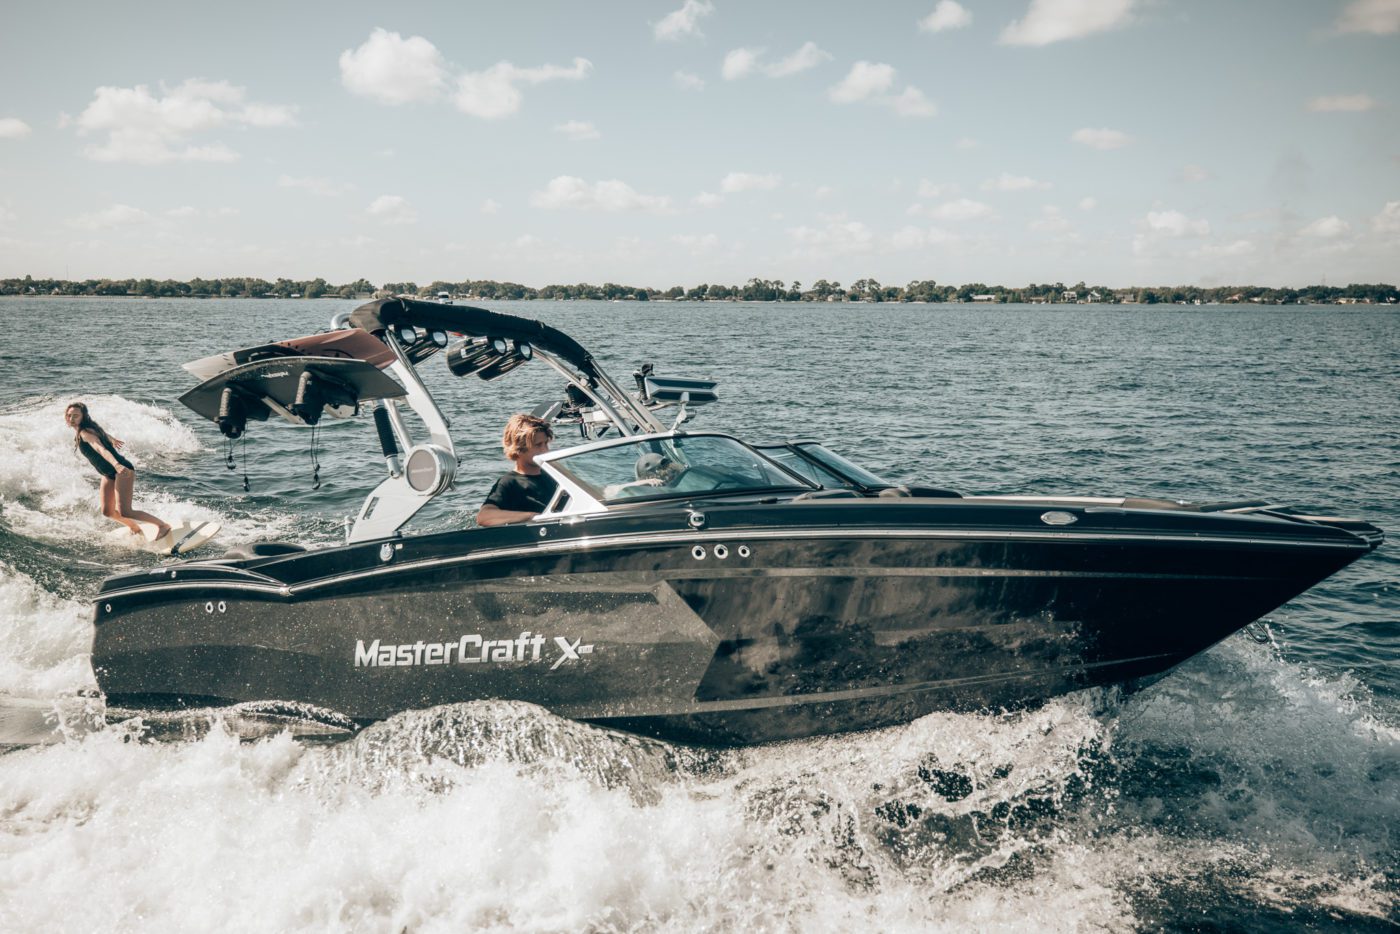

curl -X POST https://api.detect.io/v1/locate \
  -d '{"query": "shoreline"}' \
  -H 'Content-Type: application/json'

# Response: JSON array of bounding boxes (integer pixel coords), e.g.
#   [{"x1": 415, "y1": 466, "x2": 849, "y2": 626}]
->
[{"x1": 3, "y1": 294, "x2": 1396, "y2": 307}]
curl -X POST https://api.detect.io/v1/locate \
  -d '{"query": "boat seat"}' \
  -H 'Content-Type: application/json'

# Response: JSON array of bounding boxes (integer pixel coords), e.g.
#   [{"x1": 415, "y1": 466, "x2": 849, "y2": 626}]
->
[
  {"x1": 1121, "y1": 497, "x2": 1192, "y2": 511},
  {"x1": 902, "y1": 485, "x2": 963, "y2": 499},
  {"x1": 791, "y1": 489, "x2": 863, "y2": 501},
  {"x1": 219, "y1": 541, "x2": 308, "y2": 561},
  {"x1": 877, "y1": 485, "x2": 963, "y2": 499}
]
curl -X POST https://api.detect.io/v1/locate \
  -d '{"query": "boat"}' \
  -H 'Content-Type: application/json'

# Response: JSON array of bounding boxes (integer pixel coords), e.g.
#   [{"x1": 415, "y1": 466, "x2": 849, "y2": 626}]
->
[{"x1": 90, "y1": 298, "x2": 1384, "y2": 746}]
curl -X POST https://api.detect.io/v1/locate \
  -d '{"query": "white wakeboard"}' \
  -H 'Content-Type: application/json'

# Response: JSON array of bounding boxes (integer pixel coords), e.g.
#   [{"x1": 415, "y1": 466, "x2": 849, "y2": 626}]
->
[{"x1": 124, "y1": 520, "x2": 223, "y2": 556}]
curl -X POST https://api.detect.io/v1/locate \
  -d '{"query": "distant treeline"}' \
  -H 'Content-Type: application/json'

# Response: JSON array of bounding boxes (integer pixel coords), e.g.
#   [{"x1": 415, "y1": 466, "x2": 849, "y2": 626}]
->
[{"x1": 3, "y1": 275, "x2": 1397, "y2": 305}]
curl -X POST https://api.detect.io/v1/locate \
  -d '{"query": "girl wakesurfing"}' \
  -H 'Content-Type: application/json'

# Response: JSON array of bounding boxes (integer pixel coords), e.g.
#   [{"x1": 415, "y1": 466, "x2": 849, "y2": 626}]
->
[{"x1": 65, "y1": 401, "x2": 171, "y2": 540}]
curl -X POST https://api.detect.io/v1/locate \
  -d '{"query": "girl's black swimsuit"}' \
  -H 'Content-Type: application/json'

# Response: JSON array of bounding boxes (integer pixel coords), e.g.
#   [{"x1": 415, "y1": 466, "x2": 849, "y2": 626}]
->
[{"x1": 79, "y1": 433, "x2": 134, "y2": 480}]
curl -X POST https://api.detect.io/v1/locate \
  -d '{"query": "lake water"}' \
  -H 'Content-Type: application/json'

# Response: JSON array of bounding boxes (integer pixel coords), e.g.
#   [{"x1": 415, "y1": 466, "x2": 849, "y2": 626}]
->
[{"x1": 1, "y1": 297, "x2": 1396, "y2": 931}]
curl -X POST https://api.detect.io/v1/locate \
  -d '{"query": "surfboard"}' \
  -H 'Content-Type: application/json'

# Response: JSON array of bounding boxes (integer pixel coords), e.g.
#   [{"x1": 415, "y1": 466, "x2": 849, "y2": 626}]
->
[{"x1": 131, "y1": 520, "x2": 223, "y2": 556}]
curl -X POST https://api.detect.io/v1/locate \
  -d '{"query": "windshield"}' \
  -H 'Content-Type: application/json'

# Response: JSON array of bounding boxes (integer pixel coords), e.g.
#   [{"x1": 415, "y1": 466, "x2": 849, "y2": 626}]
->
[
  {"x1": 548, "y1": 435, "x2": 813, "y2": 504},
  {"x1": 796, "y1": 443, "x2": 892, "y2": 489},
  {"x1": 757, "y1": 446, "x2": 855, "y2": 489}
]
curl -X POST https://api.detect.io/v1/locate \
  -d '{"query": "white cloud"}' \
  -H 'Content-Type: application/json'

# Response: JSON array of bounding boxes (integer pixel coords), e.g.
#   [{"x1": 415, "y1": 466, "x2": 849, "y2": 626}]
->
[
  {"x1": 1374, "y1": 201, "x2": 1400, "y2": 233},
  {"x1": 672, "y1": 233, "x2": 720, "y2": 252},
  {"x1": 1336, "y1": 0, "x2": 1400, "y2": 34},
  {"x1": 764, "y1": 42, "x2": 832, "y2": 77},
  {"x1": 937, "y1": 198, "x2": 995, "y2": 221},
  {"x1": 829, "y1": 62, "x2": 935, "y2": 117},
  {"x1": 1071, "y1": 126, "x2": 1131, "y2": 149},
  {"x1": 889, "y1": 87, "x2": 938, "y2": 117},
  {"x1": 1078, "y1": 196, "x2": 1097, "y2": 211},
  {"x1": 1200, "y1": 239, "x2": 1256, "y2": 257},
  {"x1": 0, "y1": 204, "x2": 16, "y2": 226},
  {"x1": 165, "y1": 205, "x2": 237, "y2": 219},
  {"x1": 1299, "y1": 216, "x2": 1350, "y2": 238},
  {"x1": 814, "y1": 185, "x2": 834, "y2": 199},
  {"x1": 692, "y1": 191, "x2": 722, "y2": 208},
  {"x1": 790, "y1": 218, "x2": 968, "y2": 256},
  {"x1": 720, "y1": 172, "x2": 781, "y2": 193},
  {"x1": 1181, "y1": 164, "x2": 1210, "y2": 182},
  {"x1": 916, "y1": 179, "x2": 957, "y2": 198},
  {"x1": 956, "y1": 137, "x2": 979, "y2": 149},
  {"x1": 912, "y1": 198, "x2": 995, "y2": 221},
  {"x1": 513, "y1": 234, "x2": 541, "y2": 248},
  {"x1": 1001, "y1": 0, "x2": 1137, "y2": 46},
  {"x1": 789, "y1": 219, "x2": 876, "y2": 254},
  {"x1": 367, "y1": 195, "x2": 417, "y2": 225},
  {"x1": 454, "y1": 58, "x2": 592, "y2": 118},
  {"x1": 654, "y1": 0, "x2": 715, "y2": 41},
  {"x1": 529, "y1": 176, "x2": 671, "y2": 213},
  {"x1": 481, "y1": 198, "x2": 500, "y2": 215},
  {"x1": 919, "y1": 1, "x2": 973, "y2": 33},
  {"x1": 889, "y1": 225, "x2": 959, "y2": 250},
  {"x1": 278, "y1": 174, "x2": 351, "y2": 197},
  {"x1": 1029, "y1": 206, "x2": 1072, "y2": 233},
  {"x1": 240, "y1": 104, "x2": 298, "y2": 128},
  {"x1": 74, "y1": 79, "x2": 296, "y2": 164},
  {"x1": 0, "y1": 118, "x2": 32, "y2": 139},
  {"x1": 722, "y1": 48, "x2": 762, "y2": 81},
  {"x1": 339, "y1": 31, "x2": 592, "y2": 119},
  {"x1": 1305, "y1": 94, "x2": 1376, "y2": 113},
  {"x1": 1144, "y1": 209, "x2": 1209, "y2": 237},
  {"x1": 339, "y1": 29, "x2": 448, "y2": 105},
  {"x1": 554, "y1": 120, "x2": 600, "y2": 140},
  {"x1": 829, "y1": 61, "x2": 894, "y2": 102},
  {"x1": 69, "y1": 204, "x2": 153, "y2": 230},
  {"x1": 982, "y1": 172, "x2": 1051, "y2": 191},
  {"x1": 674, "y1": 70, "x2": 705, "y2": 91}
]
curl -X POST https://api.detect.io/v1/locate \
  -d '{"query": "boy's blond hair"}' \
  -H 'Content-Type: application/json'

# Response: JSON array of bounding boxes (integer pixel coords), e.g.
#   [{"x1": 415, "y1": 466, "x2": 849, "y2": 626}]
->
[{"x1": 502, "y1": 413, "x2": 553, "y2": 459}]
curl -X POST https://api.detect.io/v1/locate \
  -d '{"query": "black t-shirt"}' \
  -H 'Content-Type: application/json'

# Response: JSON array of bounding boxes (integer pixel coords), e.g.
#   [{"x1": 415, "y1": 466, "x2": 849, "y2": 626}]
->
[{"x1": 483, "y1": 471, "x2": 558, "y2": 515}]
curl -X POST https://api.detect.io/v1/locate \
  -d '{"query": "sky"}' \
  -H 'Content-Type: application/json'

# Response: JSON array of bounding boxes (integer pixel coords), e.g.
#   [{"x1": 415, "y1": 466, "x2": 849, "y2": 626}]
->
[{"x1": 1, "y1": 0, "x2": 1397, "y2": 288}]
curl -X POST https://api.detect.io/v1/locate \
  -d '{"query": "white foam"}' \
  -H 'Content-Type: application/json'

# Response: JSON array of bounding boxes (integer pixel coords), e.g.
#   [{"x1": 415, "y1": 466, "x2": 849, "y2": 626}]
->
[
  {"x1": 1, "y1": 675, "x2": 1394, "y2": 931},
  {"x1": 0, "y1": 709, "x2": 1133, "y2": 933},
  {"x1": 0, "y1": 562, "x2": 94, "y2": 697}
]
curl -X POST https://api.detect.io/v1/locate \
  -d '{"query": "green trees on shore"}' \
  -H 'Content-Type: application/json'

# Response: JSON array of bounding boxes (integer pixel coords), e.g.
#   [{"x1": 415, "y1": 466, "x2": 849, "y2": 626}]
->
[{"x1": 2, "y1": 275, "x2": 1396, "y2": 305}]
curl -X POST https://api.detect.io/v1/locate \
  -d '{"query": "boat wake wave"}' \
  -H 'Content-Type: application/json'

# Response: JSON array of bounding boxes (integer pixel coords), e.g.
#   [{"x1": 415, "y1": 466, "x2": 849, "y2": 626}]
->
[{"x1": 2, "y1": 642, "x2": 1395, "y2": 930}]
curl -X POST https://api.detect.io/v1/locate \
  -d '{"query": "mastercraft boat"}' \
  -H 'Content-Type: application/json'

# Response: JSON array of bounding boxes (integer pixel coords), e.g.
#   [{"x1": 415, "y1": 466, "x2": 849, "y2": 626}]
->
[{"x1": 90, "y1": 297, "x2": 1384, "y2": 745}]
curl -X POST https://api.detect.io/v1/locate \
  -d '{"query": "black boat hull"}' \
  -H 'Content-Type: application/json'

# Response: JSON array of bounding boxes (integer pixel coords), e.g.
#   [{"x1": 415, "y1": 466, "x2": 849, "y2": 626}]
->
[{"x1": 91, "y1": 501, "x2": 1377, "y2": 745}]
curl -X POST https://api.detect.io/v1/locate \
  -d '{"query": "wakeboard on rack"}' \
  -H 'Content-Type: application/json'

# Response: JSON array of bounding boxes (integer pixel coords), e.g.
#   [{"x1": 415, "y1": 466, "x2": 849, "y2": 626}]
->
[
  {"x1": 182, "y1": 329, "x2": 396, "y2": 382},
  {"x1": 179, "y1": 356, "x2": 407, "y2": 438}
]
